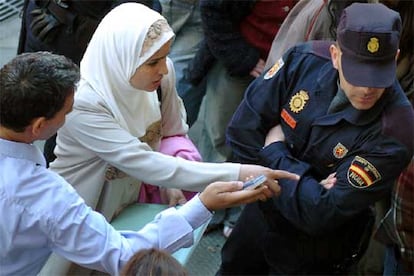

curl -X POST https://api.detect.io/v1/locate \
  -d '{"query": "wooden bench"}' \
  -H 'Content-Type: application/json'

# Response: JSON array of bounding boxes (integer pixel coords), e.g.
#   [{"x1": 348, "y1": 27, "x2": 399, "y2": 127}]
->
[{"x1": 110, "y1": 203, "x2": 210, "y2": 265}]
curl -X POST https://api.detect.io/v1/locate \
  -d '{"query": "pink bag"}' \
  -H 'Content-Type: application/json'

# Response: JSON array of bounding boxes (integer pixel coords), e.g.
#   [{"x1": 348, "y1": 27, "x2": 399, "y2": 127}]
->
[{"x1": 138, "y1": 135, "x2": 201, "y2": 203}]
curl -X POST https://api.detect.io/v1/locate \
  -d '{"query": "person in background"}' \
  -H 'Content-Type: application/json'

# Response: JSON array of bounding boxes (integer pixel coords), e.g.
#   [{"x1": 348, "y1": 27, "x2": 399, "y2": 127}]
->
[
  {"x1": 187, "y1": 0, "x2": 296, "y2": 238},
  {"x1": 189, "y1": 0, "x2": 296, "y2": 163},
  {"x1": 375, "y1": 9, "x2": 413, "y2": 266},
  {"x1": 0, "y1": 51, "x2": 291, "y2": 276},
  {"x1": 18, "y1": 0, "x2": 156, "y2": 65},
  {"x1": 121, "y1": 248, "x2": 187, "y2": 276},
  {"x1": 375, "y1": 159, "x2": 414, "y2": 275},
  {"x1": 18, "y1": 0, "x2": 158, "y2": 167},
  {"x1": 219, "y1": 3, "x2": 414, "y2": 275},
  {"x1": 159, "y1": 0, "x2": 205, "y2": 127},
  {"x1": 264, "y1": 0, "x2": 376, "y2": 71}
]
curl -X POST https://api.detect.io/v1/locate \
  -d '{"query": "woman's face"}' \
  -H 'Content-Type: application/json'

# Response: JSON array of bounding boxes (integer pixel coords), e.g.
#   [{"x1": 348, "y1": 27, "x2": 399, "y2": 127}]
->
[{"x1": 129, "y1": 40, "x2": 173, "y2": 92}]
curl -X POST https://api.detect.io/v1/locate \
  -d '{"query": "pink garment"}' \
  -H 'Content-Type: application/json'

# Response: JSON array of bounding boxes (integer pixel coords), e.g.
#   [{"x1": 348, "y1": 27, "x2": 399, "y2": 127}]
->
[{"x1": 138, "y1": 136, "x2": 201, "y2": 203}]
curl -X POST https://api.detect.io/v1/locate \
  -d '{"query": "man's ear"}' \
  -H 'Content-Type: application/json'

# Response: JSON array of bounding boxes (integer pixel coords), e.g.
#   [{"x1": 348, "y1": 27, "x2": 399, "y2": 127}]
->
[
  {"x1": 330, "y1": 44, "x2": 340, "y2": 70},
  {"x1": 30, "y1": 117, "x2": 47, "y2": 138}
]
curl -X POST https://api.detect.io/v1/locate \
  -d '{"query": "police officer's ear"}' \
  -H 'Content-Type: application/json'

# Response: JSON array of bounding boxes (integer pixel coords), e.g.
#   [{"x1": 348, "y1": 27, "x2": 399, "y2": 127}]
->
[{"x1": 329, "y1": 44, "x2": 341, "y2": 70}]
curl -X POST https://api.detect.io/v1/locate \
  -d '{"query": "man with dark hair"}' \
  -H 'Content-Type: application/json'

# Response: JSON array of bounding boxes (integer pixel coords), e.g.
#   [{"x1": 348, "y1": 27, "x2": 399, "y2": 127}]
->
[
  {"x1": 219, "y1": 3, "x2": 414, "y2": 275},
  {"x1": 0, "y1": 52, "x2": 295, "y2": 275},
  {"x1": 0, "y1": 52, "x2": 79, "y2": 133}
]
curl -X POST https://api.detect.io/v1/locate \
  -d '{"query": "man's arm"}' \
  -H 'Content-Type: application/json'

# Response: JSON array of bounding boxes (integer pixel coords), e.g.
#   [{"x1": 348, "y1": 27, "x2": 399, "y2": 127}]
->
[{"x1": 49, "y1": 176, "x2": 288, "y2": 274}]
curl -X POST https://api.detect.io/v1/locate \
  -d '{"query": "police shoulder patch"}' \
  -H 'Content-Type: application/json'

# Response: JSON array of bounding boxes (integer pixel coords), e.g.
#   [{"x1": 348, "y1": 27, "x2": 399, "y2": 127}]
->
[
  {"x1": 347, "y1": 156, "x2": 382, "y2": 189},
  {"x1": 264, "y1": 58, "x2": 284, "y2": 80}
]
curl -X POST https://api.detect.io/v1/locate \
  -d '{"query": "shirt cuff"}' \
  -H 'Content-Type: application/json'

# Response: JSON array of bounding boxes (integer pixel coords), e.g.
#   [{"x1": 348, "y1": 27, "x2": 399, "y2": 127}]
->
[{"x1": 177, "y1": 195, "x2": 212, "y2": 229}]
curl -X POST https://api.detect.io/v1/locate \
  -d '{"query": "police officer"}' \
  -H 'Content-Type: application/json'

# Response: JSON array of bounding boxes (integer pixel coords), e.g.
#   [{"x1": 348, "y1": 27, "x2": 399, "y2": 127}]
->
[{"x1": 219, "y1": 3, "x2": 414, "y2": 275}]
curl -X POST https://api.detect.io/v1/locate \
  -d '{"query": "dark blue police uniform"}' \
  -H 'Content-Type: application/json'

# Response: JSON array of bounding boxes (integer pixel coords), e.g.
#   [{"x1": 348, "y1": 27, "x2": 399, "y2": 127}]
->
[{"x1": 219, "y1": 41, "x2": 414, "y2": 275}]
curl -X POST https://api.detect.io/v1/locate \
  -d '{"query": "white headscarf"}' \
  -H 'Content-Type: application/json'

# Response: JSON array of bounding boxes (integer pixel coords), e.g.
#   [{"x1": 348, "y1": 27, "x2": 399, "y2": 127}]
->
[{"x1": 77, "y1": 3, "x2": 174, "y2": 137}]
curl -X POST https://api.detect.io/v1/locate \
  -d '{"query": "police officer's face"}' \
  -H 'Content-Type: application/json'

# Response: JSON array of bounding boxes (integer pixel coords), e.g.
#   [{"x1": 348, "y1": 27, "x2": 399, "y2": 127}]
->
[
  {"x1": 129, "y1": 40, "x2": 173, "y2": 91},
  {"x1": 330, "y1": 45, "x2": 386, "y2": 110}
]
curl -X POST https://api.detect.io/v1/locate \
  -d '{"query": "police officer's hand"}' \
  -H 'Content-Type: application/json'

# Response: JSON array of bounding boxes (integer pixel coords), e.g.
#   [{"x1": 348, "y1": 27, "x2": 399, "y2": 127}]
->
[
  {"x1": 265, "y1": 124, "x2": 285, "y2": 146},
  {"x1": 320, "y1": 172, "x2": 337, "y2": 189},
  {"x1": 199, "y1": 180, "x2": 277, "y2": 211}
]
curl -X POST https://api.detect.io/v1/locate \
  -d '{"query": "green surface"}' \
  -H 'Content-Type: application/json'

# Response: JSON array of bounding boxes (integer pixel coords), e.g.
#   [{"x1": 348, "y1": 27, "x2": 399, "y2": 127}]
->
[{"x1": 110, "y1": 203, "x2": 209, "y2": 265}]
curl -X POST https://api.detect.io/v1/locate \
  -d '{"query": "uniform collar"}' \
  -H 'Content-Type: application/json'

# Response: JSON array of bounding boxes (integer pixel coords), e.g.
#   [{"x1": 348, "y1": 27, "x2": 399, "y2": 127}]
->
[
  {"x1": 316, "y1": 64, "x2": 392, "y2": 126},
  {"x1": 327, "y1": 82, "x2": 350, "y2": 114},
  {"x1": 0, "y1": 138, "x2": 46, "y2": 167}
]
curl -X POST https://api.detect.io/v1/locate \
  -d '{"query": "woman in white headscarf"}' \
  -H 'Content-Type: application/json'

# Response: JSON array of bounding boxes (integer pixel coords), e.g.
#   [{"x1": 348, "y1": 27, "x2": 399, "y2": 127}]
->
[{"x1": 50, "y1": 3, "x2": 296, "y2": 221}]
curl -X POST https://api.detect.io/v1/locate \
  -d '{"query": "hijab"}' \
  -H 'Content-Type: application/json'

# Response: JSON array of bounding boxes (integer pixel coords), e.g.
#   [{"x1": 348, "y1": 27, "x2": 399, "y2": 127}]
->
[{"x1": 77, "y1": 3, "x2": 175, "y2": 137}]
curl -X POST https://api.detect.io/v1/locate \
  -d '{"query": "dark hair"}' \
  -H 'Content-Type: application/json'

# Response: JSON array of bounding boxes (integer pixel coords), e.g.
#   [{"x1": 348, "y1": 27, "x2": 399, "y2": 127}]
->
[
  {"x1": 121, "y1": 248, "x2": 188, "y2": 276},
  {"x1": 394, "y1": 1, "x2": 414, "y2": 61},
  {"x1": 0, "y1": 52, "x2": 79, "y2": 132}
]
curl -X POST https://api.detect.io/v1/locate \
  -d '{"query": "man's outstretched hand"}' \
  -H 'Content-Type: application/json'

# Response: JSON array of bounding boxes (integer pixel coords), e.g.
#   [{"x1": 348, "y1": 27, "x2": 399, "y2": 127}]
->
[{"x1": 200, "y1": 167, "x2": 299, "y2": 211}]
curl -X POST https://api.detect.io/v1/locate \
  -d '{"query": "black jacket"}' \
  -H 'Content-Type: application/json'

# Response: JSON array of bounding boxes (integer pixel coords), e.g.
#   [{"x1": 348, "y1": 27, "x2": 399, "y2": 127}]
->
[{"x1": 187, "y1": 0, "x2": 259, "y2": 84}]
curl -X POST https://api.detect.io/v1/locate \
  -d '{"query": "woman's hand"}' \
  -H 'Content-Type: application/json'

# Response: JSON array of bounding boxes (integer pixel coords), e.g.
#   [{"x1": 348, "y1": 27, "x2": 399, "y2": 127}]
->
[{"x1": 160, "y1": 188, "x2": 187, "y2": 206}]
